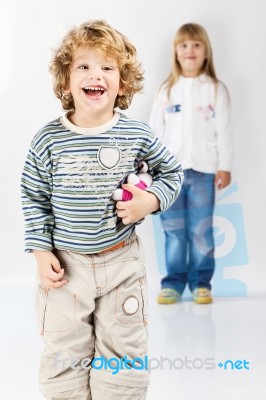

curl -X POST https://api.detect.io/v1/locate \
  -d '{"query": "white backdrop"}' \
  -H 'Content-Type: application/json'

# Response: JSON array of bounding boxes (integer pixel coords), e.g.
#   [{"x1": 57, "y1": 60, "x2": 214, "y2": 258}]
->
[{"x1": 1, "y1": 0, "x2": 265, "y2": 295}]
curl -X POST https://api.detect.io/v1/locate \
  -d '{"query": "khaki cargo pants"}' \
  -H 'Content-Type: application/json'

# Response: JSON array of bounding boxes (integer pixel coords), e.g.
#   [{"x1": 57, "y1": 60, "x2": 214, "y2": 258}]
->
[{"x1": 35, "y1": 237, "x2": 149, "y2": 399}]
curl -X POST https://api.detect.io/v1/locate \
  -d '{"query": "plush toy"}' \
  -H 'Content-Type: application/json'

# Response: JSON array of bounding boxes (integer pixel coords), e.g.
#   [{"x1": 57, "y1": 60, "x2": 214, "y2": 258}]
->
[{"x1": 112, "y1": 161, "x2": 153, "y2": 201}]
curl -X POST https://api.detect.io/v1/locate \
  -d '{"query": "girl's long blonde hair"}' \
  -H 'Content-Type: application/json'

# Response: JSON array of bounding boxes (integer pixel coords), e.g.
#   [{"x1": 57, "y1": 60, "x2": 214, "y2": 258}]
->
[{"x1": 164, "y1": 23, "x2": 218, "y2": 96}]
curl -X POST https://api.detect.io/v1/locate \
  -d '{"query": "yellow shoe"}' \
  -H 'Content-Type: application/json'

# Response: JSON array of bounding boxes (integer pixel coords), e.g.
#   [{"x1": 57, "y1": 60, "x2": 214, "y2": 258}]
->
[
  {"x1": 157, "y1": 288, "x2": 180, "y2": 304},
  {"x1": 193, "y1": 288, "x2": 213, "y2": 304}
]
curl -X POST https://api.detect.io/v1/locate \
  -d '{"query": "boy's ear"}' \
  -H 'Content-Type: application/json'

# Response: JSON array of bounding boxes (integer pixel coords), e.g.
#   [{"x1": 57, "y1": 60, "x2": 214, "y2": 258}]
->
[{"x1": 118, "y1": 87, "x2": 125, "y2": 96}]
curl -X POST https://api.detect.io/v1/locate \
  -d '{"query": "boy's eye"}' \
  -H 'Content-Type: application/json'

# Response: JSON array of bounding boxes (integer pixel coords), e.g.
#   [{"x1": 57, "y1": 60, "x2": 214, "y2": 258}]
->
[
  {"x1": 102, "y1": 66, "x2": 114, "y2": 71},
  {"x1": 78, "y1": 65, "x2": 89, "y2": 70}
]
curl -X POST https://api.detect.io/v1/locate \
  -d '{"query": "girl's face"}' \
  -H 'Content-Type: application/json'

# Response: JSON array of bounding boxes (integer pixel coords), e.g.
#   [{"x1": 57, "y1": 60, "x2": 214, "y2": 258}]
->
[{"x1": 176, "y1": 39, "x2": 206, "y2": 77}]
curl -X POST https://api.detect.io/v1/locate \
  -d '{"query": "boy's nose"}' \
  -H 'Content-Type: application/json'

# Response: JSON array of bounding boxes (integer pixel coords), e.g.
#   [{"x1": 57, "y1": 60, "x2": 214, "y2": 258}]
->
[{"x1": 88, "y1": 66, "x2": 102, "y2": 80}]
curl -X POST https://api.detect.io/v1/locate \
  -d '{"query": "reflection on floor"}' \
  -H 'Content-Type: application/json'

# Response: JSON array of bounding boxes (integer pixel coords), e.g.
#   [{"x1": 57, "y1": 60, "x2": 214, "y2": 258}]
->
[
  {"x1": 148, "y1": 290, "x2": 266, "y2": 400},
  {"x1": 1, "y1": 287, "x2": 265, "y2": 400}
]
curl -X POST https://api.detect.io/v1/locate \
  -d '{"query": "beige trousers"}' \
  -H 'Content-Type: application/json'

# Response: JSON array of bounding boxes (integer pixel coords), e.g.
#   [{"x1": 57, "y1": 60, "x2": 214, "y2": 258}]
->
[{"x1": 35, "y1": 237, "x2": 149, "y2": 399}]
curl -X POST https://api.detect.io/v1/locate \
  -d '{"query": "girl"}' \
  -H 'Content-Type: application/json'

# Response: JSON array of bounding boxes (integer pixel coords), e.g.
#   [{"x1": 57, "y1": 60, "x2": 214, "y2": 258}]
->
[{"x1": 149, "y1": 23, "x2": 233, "y2": 304}]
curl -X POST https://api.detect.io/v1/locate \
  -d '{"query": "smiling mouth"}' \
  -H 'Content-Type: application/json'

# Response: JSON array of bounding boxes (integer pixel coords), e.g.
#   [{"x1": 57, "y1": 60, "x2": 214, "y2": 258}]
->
[{"x1": 82, "y1": 86, "x2": 105, "y2": 97}]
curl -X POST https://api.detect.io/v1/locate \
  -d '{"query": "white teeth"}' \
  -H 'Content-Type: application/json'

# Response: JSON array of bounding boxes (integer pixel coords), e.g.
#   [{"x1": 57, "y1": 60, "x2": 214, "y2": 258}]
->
[{"x1": 83, "y1": 86, "x2": 104, "y2": 91}]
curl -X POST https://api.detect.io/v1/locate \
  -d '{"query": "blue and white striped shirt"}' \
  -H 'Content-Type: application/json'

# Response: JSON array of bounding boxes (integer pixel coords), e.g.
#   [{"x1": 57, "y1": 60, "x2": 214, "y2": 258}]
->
[{"x1": 21, "y1": 112, "x2": 183, "y2": 253}]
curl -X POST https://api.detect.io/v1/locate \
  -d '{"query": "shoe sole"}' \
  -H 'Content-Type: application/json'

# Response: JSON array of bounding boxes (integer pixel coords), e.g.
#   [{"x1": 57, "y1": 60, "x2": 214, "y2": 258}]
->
[
  {"x1": 157, "y1": 297, "x2": 178, "y2": 304},
  {"x1": 193, "y1": 297, "x2": 213, "y2": 304}
]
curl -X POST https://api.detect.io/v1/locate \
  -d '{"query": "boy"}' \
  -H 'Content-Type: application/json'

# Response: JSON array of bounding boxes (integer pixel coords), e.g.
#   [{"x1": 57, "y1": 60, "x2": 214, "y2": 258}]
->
[{"x1": 21, "y1": 20, "x2": 183, "y2": 399}]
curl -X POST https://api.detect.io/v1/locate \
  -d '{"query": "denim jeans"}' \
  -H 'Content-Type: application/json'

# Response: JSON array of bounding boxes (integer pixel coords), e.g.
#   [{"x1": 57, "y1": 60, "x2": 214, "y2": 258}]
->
[{"x1": 160, "y1": 169, "x2": 215, "y2": 294}]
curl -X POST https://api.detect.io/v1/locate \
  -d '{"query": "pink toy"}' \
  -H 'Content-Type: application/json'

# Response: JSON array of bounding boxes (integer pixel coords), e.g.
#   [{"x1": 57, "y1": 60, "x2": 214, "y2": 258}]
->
[{"x1": 112, "y1": 161, "x2": 153, "y2": 201}]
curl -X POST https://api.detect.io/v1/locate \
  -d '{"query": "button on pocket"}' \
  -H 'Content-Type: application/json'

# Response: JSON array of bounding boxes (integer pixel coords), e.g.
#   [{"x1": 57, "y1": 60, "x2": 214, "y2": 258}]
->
[{"x1": 114, "y1": 262, "x2": 148, "y2": 325}]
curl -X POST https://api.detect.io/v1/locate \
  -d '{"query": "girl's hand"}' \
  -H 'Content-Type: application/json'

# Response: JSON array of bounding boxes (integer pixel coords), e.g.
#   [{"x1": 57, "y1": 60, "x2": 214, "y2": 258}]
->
[
  {"x1": 33, "y1": 250, "x2": 67, "y2": 290},
  {"x1": 215, "y1": 171, "x2": 231, "y2": 189},
  {"x1": 116, "y1": 184, "x2": 160, "y2": 225}
]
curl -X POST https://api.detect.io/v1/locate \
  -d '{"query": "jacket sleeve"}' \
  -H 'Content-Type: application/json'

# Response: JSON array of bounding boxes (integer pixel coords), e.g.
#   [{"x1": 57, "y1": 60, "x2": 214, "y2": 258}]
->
[
  {"x1": 21, "y1": 144, "x2": 54, "y2": 252},
  {"x1": 141, "y1": 130, "x2": 184, "y2": 213},
  {"x1": 215, "y1": 83, "x2": 233, "y2": 171},
  {"x1": 148, "y1": 87, "x2": 166, "y2": 141}
]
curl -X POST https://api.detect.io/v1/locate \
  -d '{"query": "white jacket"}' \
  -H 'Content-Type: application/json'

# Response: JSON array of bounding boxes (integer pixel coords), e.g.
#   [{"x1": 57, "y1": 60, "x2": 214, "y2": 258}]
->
[{"x1": 149, "y1": 74, "x2": 233, "y2": 173}]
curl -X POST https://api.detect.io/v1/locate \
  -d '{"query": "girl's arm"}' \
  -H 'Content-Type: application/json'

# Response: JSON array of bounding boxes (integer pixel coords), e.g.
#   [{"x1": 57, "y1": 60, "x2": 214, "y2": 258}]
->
[
  {"x1": 149, "y1": 86, "x2": 166, "y2": 141},
  {"x1": 215, "y1": 82, "x2": 233, "y2": 174}
]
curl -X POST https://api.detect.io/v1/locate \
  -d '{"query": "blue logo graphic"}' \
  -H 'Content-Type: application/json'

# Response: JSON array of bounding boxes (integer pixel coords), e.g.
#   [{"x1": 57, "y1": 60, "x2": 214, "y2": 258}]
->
[
  {"x1": 217, "y1": 359, "x2": 250, "y2": 370},
  {"x1": 165, "y1": 104, "x2": 181, "y2": 113}
]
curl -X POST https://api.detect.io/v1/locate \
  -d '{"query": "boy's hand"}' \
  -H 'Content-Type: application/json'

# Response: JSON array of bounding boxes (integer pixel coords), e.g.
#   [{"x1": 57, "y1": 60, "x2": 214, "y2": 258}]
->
[
  {"x1": 33, "y1": 250, "x2": 67, "y2": 290},
  {"x1": 116, "y1": 184, "x2": 160, "y2": 225},
  {"x1": 215, "y1": 171, "x2": 231, "y2": 189}
]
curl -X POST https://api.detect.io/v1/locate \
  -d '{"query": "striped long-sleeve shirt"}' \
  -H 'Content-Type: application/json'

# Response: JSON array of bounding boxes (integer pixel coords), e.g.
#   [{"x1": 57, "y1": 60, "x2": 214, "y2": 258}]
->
[{"x1": 21, "y1": 112, "x2": 183, "y2": 253}]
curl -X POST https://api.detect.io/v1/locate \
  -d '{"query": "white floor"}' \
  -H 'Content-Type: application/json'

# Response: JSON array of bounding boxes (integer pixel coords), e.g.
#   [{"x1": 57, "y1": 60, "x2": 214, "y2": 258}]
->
[{"x1": 1, "y1": 286, "x2": 266, "y2": 400}]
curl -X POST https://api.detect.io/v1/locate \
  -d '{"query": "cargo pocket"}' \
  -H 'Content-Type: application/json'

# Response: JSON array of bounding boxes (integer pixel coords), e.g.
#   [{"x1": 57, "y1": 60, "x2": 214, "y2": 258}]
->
[
  {"x1": 35, "y1": 285, "x2": 78, "y2": 335},
  {"x1": 114, "y1": 260, "x2": 148, "y2": 325}
]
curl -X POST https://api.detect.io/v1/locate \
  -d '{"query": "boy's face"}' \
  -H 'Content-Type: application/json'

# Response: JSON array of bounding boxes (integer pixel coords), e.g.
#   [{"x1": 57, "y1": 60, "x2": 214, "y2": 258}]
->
[{"x1": 65, "y1": 47, "x2": 123, "y2": 126}]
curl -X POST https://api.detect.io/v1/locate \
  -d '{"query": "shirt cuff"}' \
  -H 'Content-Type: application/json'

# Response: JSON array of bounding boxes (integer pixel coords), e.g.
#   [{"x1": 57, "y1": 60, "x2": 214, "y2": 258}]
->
[{"x1": 24, "y1": 232, "x2": 53, "y2": 253}]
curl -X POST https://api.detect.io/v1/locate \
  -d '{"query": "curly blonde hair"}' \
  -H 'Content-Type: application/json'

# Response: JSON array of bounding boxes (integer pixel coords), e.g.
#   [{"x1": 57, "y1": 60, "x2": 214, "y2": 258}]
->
[{"x1": 50, "y1": 20, "x2": 144, "y2": 110}]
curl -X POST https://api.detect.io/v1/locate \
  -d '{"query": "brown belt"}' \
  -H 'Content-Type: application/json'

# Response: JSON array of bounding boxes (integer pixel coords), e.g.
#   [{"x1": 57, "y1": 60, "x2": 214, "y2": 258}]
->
[{"x1": 100, "y1": 240, "x2": 126, "y2": 254}]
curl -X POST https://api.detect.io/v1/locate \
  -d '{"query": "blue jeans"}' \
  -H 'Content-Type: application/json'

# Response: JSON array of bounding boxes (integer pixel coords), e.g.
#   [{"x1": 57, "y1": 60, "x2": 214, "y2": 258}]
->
[{"x1": 160, "y1": 169, "x2": 215, "y2": 294}]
